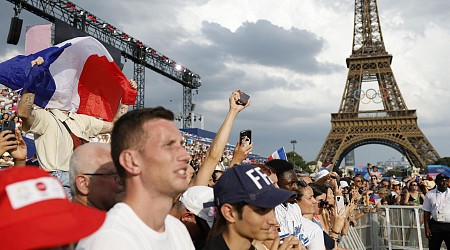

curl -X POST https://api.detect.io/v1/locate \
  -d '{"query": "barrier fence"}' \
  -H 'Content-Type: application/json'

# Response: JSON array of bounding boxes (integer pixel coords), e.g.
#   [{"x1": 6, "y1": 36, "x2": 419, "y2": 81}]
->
[{"x1": 340, "y1": 205, "x2": 447, "y2": 250}]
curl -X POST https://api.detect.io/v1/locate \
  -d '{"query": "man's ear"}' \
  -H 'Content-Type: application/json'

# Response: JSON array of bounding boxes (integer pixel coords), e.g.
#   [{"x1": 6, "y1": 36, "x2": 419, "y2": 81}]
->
[
  {"x1": 181, "y1": 211, "x2": 196, "y2": 223},
  {"x1": 75, "y1": 175, "x2": 89, "y2": 195},
  {"x1": 221, "y1": 204, "x2": 237, "y2": 223},
  {"x1": 118, "y1": 149, "x2": 141, "y2": 176}
]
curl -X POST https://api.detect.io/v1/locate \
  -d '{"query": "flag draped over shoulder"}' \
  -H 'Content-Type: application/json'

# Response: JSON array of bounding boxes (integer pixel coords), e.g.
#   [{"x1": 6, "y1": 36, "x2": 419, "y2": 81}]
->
[
  {"x1": 268, "y1": 147, "x2": 287, "y2": 161},
  {"x1": 0, "y1": 36, "x2": 137, "y2": 121}
]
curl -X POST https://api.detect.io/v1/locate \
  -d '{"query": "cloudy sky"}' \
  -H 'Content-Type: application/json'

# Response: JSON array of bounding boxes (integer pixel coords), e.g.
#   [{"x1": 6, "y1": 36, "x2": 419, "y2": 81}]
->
[{"x1": 1, "y1": 0, "x2": 449, "y2": 166}]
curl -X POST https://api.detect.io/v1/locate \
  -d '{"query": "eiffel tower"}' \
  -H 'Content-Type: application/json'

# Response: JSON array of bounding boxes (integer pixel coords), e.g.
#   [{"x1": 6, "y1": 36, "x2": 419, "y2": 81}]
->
[{"x1": 316, "y1": 0, "x2": 440, "y2": 169}]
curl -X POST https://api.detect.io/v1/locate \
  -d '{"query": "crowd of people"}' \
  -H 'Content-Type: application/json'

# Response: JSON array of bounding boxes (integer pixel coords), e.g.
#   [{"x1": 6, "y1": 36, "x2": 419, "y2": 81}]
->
[{"x1": 0, "y1": 55, "x2": 449, "y2": 250}]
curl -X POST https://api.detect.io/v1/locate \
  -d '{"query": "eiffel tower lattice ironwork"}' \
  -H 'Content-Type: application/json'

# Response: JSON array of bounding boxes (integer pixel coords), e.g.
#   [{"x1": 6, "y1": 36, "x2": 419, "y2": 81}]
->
[{"x1": 316, "y1": 0, "x2": 440, "y2": 169}]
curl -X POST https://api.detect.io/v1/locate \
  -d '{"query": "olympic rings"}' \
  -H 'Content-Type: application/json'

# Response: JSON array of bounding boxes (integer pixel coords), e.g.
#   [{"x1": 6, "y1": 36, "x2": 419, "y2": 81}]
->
[{"x1": 353, "y1": 88, "x2": 390, "y2": 104}]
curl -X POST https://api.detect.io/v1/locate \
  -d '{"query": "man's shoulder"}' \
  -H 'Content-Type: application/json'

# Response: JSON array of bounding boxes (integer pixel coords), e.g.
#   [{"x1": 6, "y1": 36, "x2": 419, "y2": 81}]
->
[{"x1": 202, "y1": 235, "x2": 229, "y2": 250}]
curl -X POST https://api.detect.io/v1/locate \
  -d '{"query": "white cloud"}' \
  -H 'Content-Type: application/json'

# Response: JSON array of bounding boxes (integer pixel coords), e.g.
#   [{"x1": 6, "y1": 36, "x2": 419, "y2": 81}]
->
[{"x1": 0, "y1": 0, "x2": 449, "y2": 166}]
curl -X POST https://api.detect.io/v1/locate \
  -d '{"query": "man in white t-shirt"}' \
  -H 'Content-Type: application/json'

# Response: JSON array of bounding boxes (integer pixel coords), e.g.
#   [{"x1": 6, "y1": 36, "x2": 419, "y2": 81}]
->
[
  {"x1": 423, "y1": 173, "x2": 450, "y2": 250},
  {"x1": 266, "y1": 160, "x2": 306, "y2": 244},
  {"x1": 77, "y1": 107, "x2": 195, "y2": 250}
]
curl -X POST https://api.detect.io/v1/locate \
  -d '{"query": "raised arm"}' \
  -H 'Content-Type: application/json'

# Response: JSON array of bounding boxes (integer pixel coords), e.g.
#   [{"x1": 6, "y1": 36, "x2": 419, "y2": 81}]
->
[
  {"x1": 228, "y1": 138, "x2": 253, "y2": 167},
  {"x1": 16, "y1": 57, "x2": 44, "y2": 131},
  {"x1": 17, "y1": 91, "x2": 36, "y2": 132},
  {"x1": 193, "y1": 90, "x2": 249, "y2": 186}
]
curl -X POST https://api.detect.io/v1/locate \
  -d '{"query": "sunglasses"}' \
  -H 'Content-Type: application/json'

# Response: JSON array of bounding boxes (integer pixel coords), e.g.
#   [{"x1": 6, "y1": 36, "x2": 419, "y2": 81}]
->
[
  {"x1": 355, "y1": 180, "x2": 362, "y2": 182},
  {"x1": 297, "y1": 180, "x2": 308, "y2": 187}
]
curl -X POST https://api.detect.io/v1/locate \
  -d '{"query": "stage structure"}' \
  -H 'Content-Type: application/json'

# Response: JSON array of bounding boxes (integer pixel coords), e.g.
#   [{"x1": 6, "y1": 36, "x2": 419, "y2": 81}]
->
[
  {"x1": 5, "y1": 0, "x2": 201, "y2": 128},
  {"x1": 316, "y1": 0, "x2": 440, "y2": 170}
]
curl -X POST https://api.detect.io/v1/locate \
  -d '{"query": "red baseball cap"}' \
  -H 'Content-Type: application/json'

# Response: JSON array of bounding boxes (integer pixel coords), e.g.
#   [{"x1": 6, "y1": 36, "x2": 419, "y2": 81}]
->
[{"x1": 0, "y1": 167, "x2": 106, "y2": 249}]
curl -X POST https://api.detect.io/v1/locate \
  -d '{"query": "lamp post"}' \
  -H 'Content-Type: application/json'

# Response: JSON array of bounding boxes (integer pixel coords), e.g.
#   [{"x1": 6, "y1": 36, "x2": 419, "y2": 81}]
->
[{"x1": 290, "y1": 140, "x2": 297, "y2": 163}]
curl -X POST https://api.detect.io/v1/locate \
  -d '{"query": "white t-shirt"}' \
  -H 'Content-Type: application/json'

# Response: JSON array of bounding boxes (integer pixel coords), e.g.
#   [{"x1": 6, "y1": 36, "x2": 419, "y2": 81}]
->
[
  {"x1": 275, "y1": 203, "x2": 303, "y2": 241},
  {"x1": 299, "y1": 217, "x2": 325, "y2": 250},
  {"x1": 423, "y1": 188, "x2": 450, "y2": 223},
  {"x1": 76, "y1": 203, "x2": 195, "y2": 250}
]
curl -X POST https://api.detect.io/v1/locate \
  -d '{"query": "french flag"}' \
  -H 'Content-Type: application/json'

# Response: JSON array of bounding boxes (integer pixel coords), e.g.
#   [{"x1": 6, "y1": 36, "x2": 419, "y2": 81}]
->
[
  {"x1": 0, "y1": 36, "x2": 137, "y2": 121},
  {"x1": 369, "y1": 193, "x2": 382, "y2": 205},
  {"x1": 268, "y1": 147, "x2": 287, "y2": 161}
]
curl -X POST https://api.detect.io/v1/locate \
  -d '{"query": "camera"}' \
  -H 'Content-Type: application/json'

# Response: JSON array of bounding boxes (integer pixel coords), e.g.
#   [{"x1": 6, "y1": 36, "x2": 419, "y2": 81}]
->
[{"x1": 319, "y1": 200, "x2": 329, "y2": 208}]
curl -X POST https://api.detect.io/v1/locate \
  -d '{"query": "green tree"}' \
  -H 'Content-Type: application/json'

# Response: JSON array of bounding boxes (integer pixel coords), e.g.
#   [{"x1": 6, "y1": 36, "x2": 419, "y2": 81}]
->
[
  {"x1": 286, "y1": 151, "x2": 306, "y2": 168},
  {"x1": 434, "y1": 157, "x2": 450, "y2": 167}
]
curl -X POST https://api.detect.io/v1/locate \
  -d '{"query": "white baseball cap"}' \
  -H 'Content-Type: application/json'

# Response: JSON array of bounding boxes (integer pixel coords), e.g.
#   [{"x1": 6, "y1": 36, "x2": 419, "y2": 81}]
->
[{"x1": 180, "y1": 186, "x2": 215, "y2": 228}]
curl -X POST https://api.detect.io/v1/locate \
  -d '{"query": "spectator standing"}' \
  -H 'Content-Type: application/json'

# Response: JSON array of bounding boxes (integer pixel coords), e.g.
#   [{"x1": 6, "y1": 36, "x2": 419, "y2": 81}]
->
[
  {"x1": 77, "y1": 107, "x2": 194, "y2": 249},
  {"x1": 265, "y1": 160, "x2": 305, "y2": 245},
  {"x1": 170, "y1": 186, "x2": 215, "y2": 249},
  {"x1": 423, "y1": 173, "x2": 450, "y2": 250},
  {"x1": 367, "y1": 164, "x2": 382, "y2": 180},
  {"x1": 404, "y1": 181, "x2": 424, "y2": 206},
  {"x1": 296, "y1": 182, "x2": 326, "y2": 250},
  {"x1": 17, "y1": 57, "x2": 136, "y2": 199},
  {"x1": 0, "y1": 167, "x2": 106, "y2": 249},
  {"x1": 69, "y1": 143, "x2": 124, "y2": 211},
  {"x1": 204, "y1": 164, "x2": 300, "y2": 250}
]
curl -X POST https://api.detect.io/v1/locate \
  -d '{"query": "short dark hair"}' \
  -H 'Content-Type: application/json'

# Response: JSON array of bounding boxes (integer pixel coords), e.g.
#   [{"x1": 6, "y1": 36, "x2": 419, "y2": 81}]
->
[
  {"x1": 111, "y1": 107, "x2": 174, "y2": 181},
  {"x1": 207, "y1": 201, "x2": 246, "y2": 243},
  {"x1": 266, "y1": 159, "x2": 294, "y2": 180}
]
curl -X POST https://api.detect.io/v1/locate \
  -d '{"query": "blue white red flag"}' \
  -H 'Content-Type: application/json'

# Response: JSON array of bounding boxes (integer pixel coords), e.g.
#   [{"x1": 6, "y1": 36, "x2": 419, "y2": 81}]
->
[
  {"x1": 0, "y1": 36, "x2": 137, "y2": 121},
  {"x1": 369, "y1": 193, "x2": 382, "y2": 205},
  {"x1": 268, "y1": 147, "x2": 287, "y2": 161}
]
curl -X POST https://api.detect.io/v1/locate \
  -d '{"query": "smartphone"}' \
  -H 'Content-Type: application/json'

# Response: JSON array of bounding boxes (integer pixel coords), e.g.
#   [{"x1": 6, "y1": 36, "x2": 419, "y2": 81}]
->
[
  {"x1": 236, "y1": 91, "x2": 250, "y2": 106},
  {"x1": 1, "y1": 120, "x2": 16, "y2": 141},
  {"x1": 239, "y1": 129, "x2": 252, "y2": 146},
  {"x1": 335, "y1": 195, "x2": 345, "y2": 213}
]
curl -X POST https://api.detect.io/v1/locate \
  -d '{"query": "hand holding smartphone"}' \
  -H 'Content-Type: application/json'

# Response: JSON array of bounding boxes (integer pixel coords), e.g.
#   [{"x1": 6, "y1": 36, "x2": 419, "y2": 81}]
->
[
  {"x1": 335, "y1": 195, "x2": 345, "y2": 213},
  {"x1": 239, "y1": 129, "x2": 252, "y2": 146},
  {"x1": 1, "y1": 120, "x2": 16, "y2": 141},
  {"x1": 236, "y1": 91, "x2": 250, "y2": 106}
]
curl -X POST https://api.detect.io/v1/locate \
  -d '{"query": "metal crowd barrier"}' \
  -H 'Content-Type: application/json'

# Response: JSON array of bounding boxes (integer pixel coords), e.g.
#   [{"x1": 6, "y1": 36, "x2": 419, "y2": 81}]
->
[{"x1": 339, "y1": 205, "x2": 447, "y2": 250}]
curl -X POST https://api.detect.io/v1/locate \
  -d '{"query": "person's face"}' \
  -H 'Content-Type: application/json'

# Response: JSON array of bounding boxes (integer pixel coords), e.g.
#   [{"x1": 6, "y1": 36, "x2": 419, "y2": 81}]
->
[
  {"x1": 315, "y1": 193, "x2": 327, "y2": 214},
  {"x1": 410, "y1": 182, "x2": 418, "y2": 191},
  {"x1": 180, "y1": 208, "x2": 209, "y2": 242},
  {"x1": 436, "y1": 178, "x2": 449, "y2": 191},
  {"x1": 354, "y1": 177, "x2": 363, "y2": 187},
  {"x1": 234, "y1": 204, "x2": 279, "y2": 241},
  {"x1": 88, "y1": 161, "x2": 124, "y2": 211},
  {"x1": 326, "y1": 188, "x2": 335, "y2": 205},
  {"x1": 138, "y1": 119, "x2": 192, "y2": 197},
  {"x1": 370, "y1": 176, "x2": 377, "y2": 183},
  {"x1": 373, "y1": 167, "x2": 378, "y2": 172},
  {"x1": 363, "y1": 180, "x2": 369, "y2": 188},
  {"x1": 297, "y1": 186, "x2": 318, "y2": 215},
  {"x1": 381, "y1": 180, "x2": 388, "y2": 187},
  {"x1": 278, "y1": 170, "x2": 299, "y2": 192}
]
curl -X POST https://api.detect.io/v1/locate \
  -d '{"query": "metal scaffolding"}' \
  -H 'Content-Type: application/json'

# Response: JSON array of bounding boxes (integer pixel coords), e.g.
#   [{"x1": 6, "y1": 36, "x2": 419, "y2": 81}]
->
[{"x1": 5, "y1": 0, "x2": 201, "y2": 127}]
